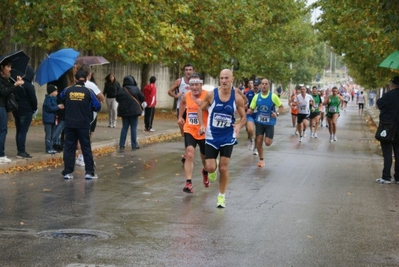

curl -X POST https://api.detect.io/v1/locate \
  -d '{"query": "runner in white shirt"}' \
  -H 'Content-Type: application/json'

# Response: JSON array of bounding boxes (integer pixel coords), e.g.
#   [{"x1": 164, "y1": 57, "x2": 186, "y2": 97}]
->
[{"x1": 293, "y1": 86, "x2": 314, "y2": 142}]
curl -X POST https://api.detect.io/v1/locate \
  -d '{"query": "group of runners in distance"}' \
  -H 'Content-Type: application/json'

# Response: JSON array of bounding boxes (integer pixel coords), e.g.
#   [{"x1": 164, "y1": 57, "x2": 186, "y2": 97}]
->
[{"x1": 169, "y1": 63, "x2": 360, "y2": 208}]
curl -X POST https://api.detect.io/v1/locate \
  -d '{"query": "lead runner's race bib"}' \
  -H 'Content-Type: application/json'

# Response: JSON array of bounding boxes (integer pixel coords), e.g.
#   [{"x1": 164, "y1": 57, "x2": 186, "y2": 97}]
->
[
  {"x1": 299, "y1": 104, "x2": 307, "y2": 112},
  {"x1": 212, "y1": 113, "x2": 232, "y2": 128},
  {"x1": 328, "y1": 106, "x2": 337, "y2": 113},
  {"x1": 187, "y1": 112, "x2": 199, "y2": 125},
  {"x1": 257, "y1": 113, "x2": 270, "y2": 123}
]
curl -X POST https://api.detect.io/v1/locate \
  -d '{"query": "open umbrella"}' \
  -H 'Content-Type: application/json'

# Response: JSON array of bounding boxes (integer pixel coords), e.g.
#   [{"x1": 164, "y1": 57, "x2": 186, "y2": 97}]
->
[
  {"x1": 0, "y1": 50, "x2": 30, "y2": 81},
  {"x1": 379, "y1": 51, "x2": 399, "y2": 70},
  {"x1": 35, "y1": 48, "x2": 80, "y2": 86},
  {"x1": 75, "y1": 56, "x2": 109, "y2": 66}
]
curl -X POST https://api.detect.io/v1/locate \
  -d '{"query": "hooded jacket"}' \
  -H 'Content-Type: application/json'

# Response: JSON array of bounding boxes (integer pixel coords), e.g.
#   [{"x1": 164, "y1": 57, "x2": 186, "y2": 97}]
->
[
  {"x1": 116, "y1": 75, "x2": 145, "y2": 117},
  {"x1": 13, "y1": 66, "x2": 38, "y2": 115}
]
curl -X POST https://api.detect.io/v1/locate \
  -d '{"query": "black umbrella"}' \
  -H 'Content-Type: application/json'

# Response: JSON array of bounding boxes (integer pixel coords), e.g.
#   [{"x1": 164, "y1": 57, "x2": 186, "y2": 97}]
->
[{"x1": 0, "y1": 50, "x2": 30, "y2": 81}]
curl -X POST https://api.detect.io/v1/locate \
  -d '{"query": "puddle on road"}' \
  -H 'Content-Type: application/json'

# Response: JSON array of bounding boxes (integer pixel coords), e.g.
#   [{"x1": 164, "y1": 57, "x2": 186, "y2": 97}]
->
[{"x1": 36, "y1": 229, "x2": 115, "y2": 241}]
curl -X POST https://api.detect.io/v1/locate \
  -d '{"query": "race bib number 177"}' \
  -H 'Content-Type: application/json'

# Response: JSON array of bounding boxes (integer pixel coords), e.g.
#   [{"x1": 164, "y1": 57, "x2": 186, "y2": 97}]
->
[{"x1": 212, "y1": 113, "x2": 232, "y2": 128}]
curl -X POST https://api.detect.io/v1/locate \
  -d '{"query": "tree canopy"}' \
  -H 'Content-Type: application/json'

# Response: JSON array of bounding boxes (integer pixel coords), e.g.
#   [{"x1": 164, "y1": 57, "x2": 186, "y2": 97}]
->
[
  {"x1": 312, "y1": 0, "x2": 399, "y2": 88},
  {"x1": 1, "y1": 0, "x2": 325, "y2": 84}
]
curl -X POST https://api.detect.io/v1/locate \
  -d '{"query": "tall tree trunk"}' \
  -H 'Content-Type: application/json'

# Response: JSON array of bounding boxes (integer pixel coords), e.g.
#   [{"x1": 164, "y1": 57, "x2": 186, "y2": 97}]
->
[{"x1": 141, "y1": 63, "x2": 150, "y2": 91}]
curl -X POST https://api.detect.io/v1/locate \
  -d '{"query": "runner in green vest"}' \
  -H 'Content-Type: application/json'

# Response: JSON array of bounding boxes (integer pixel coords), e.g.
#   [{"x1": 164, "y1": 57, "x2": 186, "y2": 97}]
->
[{"x1": 324, "y1": 86, "x2": 344, "y2": 142}]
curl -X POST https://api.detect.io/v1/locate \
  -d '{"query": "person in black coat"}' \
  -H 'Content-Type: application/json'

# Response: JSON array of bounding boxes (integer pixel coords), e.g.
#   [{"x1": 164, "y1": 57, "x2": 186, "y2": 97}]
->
[
  {"x1": 376, "y1": 76, "x2": 399, "y2": 184},
  {"x1": 103, "y1": 73, "x2": 121, "y2": 128},
  {"x1": 0, "y1": 58, "x2": 24, "y2": 163},
  {"x1": 12, "y1": 66, "x2": 38, "y2": 158},
  {"x1": 116, "y1": 75, "x2": 144, "y2": 151}
]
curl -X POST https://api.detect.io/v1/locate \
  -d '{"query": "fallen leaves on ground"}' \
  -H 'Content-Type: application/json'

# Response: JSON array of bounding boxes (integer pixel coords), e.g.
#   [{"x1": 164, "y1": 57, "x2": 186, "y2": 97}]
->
[{"x1": 0, "y1": 147, "x2": 116, "y2": 175}]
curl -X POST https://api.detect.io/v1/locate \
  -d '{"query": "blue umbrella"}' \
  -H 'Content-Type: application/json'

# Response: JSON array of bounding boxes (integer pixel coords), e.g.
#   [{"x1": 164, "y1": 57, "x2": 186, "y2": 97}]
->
[
  {"x1": 0, "y1": 50, "x2": 30, "y2": 81},
  {"x1": 35, "y1": 48, "x2": 80, "y2": 86}
]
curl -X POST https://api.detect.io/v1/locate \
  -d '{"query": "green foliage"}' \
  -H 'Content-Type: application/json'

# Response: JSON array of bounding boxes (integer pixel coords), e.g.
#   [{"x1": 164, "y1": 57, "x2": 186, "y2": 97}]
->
[
  {"x1": 2, "y1": 0, "x2": 322, "y2": 85},
  {"x1": 313, "y1": 0, "x2": 399, "y2": 88}
]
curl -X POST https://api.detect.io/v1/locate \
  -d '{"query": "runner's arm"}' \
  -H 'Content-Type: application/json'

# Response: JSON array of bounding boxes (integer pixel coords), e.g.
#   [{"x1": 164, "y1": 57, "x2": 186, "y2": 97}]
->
[{"x1": 168, "y1": 78, "x2": 181, "y2": 98}]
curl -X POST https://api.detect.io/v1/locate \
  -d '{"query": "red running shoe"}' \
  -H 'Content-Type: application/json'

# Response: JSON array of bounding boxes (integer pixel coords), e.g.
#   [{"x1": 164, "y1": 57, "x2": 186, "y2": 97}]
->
[
  {"x1": 183, "y1": 182, "x2": 193, "y2": 193},
  {"x1": 202, "y1": 168, "x2": 210, "y2": 188}
]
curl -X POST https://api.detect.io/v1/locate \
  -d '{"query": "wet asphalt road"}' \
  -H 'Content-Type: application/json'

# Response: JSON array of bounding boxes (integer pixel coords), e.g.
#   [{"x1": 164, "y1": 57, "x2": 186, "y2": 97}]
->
[{"x1": 1, "y1": 102, "x2": 399, "y2": 267}]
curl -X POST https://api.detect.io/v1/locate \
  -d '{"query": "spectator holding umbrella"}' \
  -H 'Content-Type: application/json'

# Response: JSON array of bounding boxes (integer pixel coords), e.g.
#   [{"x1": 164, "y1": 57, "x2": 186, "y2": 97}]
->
[
  {"x1": 12, "y1": 66, "x2": 38, "y2": 158},
  {"x1": 0, "y1": 57, "x2": 24, "y2": 163},
  {"x1": 143, "y1": 76, "x2": 157, "y2": 132}
]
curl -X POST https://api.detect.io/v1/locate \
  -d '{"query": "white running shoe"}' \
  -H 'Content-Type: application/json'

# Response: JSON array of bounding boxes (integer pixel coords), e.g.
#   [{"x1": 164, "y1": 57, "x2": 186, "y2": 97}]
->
[
  {"x1": 310, "y1": 132, "x2": 314, "y2": 138},
  {"x1": 299, "y1": 137, "x2": 303, "y2": 143},
  {"x1": 303, "y1": 131, "x2": 307, "y2": 137},
  {"x1": 295, "y1": 130, "x2": 299, "y2": 135},
  {"x1": 0, "y1": 156, "x2": 11, "y2": 163},
  {"x1": 248, "y1": 139, "x2": 254, "y2": 150},
  {"x1": 314, "y1": 133, "x2": 318, "y2": 138},
  {"x1": 253, "y1": 148, "x2": 258, "y2": 155},
  {"x1": 333, "y1": 136, "x2": 337, "y2": 142},
  {"x1": 75, "y1": 158, "x2": 85, "y2": 167}
]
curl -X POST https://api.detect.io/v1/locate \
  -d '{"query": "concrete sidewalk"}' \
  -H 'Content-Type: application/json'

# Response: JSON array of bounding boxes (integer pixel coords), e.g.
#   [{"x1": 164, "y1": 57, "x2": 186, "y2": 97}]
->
[{"x1": 1, "y1": 111, "x2": 181, "y2": 171}]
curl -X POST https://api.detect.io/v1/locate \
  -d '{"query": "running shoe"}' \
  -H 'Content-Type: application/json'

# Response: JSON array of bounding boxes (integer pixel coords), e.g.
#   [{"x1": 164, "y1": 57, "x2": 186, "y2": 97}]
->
[
  {"x1": 0, "y1": 156, "x2": 11, "y2": 163},
  {"x1": 75, "y1": 158, "x2": 85, "y2": 167},
  {"x1": 183, "y1": 182, "x2": 193, "y2": 193},
  {"x1": 208, "y1": 170, "x2": 217, "y2": 183},
  {"x1": 202, "y1": 168, "x2": 210, "y2": 188},
  {"x1": 299, "y1": 137, "x2": 303, "y2": 143},
  {"x1": 85, "y1": 173, "x2": 98, "y2": 179},
  {"x1": 217, "y1": 195, "x2": 226, "y2": 208},
  {"x1": 303, "y1": 130, "x2": 307, "y2": 137},
  {"x1": 294, "y1": 130, "x2": 299, "y2": 135},
  {"x1": 208, "y1": 159, "x2": 218, "y2": 183},
  {"x1": 257, "y1": 160, "x2": 265, "y2": 167},
  {"x1": 310, "y1": 132, "x2": 314, "y2": 138},
  {"x1": 248, "y1": 139, "x2": 254, "y2": 150},
  {"x1": 253, "y1": 148, "x2": 258, "y2": 155},
  {"x1": 329, "y1": 137, "x2": 333, "y2": 143},
  {"x1": 376, "y1": 178, "x2": 391, "y2": 184},
  {"x1": 63, "y1": 173, "x2": 74, "y2": 180},
  {"x1": 16, "y1": 152, "x2": 32, "y2": 159},
  {"x1": 333, "y1": 136, "x2": 337, "y2": 142}
]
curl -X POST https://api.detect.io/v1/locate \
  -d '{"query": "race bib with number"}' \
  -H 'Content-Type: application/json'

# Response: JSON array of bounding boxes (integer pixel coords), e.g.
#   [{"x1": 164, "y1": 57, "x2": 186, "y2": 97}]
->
[
  {"x1": 328, "y1": 106, "x2": 337, "y2": 113},
  {"x1": 187, "y1": 112, "x2": 199, "y2": 125},
  {"x1": 212, "y1": 113, "x2": 232, "y2": 128},
  {"x1": 299, "y1": 105, "x2": 307, "y2": 111},
  {"x1": 257, "y1": 114, "x2": 270, "y2": 123}
]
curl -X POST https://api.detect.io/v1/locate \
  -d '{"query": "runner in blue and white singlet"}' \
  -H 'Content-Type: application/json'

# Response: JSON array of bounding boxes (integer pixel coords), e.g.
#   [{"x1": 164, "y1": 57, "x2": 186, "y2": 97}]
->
[{"x1": 205, "y1": 87, "x2": 237, "y2": 149}]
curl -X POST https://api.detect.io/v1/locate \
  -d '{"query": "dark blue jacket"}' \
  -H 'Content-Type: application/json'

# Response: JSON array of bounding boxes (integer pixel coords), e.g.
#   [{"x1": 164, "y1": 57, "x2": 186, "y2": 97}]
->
[
  {"x1": 42, "y1": 94, "x2": 58, "y2": 124},
  {"x1": 13, "y1": 66, "x2": 38, "y2": 116},
  {"x1": 60, "y1": 81, "x2": 101, "y2": 129},
  {"x1": 116, "y1": 75, "x2": 144, "y2": 117}
]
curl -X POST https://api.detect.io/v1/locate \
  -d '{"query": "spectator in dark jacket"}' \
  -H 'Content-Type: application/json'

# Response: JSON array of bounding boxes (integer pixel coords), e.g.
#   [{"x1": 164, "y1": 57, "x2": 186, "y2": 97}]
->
[
  {"x1": 0, "y1": 58, "x2": 24, "y2": 163},
  {"x1": 103, "y1": 73, "x2": 120, "y2": 128},
  {"x1": 376, "y1": 76, "x2": 399, "y2": 184},
  {"x1": 42, "y1": 85, "x2": 64, "y2": 154},
  {"x1": 12, "y1": 66, "x2": 38, "y2": 158},
  {"x1": 116, "y1": 75, "x2": 145, "y2": 151}
]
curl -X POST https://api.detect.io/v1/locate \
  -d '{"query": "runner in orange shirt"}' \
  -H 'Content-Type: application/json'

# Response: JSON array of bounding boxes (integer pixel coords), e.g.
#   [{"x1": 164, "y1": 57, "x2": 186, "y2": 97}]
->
[
  {"x1": 289, "y1": 86, "x2": 300, "y2": 134},
  {"x1": 177, "y1": 73, "x2": 217, "y2": 193}
]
